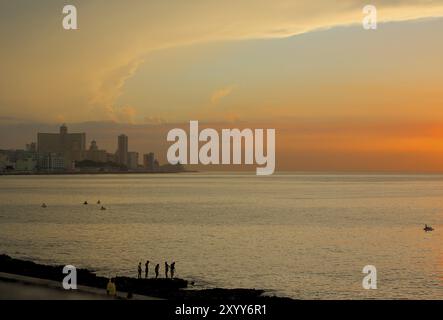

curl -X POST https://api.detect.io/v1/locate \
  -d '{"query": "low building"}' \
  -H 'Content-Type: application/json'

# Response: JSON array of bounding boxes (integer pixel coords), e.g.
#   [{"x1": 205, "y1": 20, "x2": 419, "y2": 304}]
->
[
  {"x1": 85, "y1": 140, "x2": 107, "y2": 163},
  {"x1": 106, "y1": 153, "x2": 117, "y2": 163},
  {"x1": 15, "y1": 158, "x2": 37, "y2": 172},
  {"x1": 143, "y1": 153, "x2": 157, "y2": 171},
  {"x1": 38, "y1": 153, "x2": 65, "y2": 171},
  {"x1": 127, "y1": 152, "x2": 139, "y2": 170},
  {"x1": 0, "y1": 153, "x2": 11, "y2": 171}
]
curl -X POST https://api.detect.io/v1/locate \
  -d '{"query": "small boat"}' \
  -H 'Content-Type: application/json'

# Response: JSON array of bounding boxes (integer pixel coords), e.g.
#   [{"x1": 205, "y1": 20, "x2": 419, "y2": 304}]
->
[
  {"x1": 83, "y1": 201, "x2": 88, "y2": 205},
  {"x1": 41, "y1": 203, "x2": 47, "y2": 208},
  {"x1": 100, "y1": 206, "x2": 106, "y2": 211},
  {"x1": 424, "y1": 224, "x2": 434, "y2": 232}
]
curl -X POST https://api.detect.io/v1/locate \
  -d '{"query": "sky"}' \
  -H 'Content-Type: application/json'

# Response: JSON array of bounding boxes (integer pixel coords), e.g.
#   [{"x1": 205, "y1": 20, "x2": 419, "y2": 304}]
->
[{"x1": 1, "y1": 0, "x2": 443, "y2": 172}]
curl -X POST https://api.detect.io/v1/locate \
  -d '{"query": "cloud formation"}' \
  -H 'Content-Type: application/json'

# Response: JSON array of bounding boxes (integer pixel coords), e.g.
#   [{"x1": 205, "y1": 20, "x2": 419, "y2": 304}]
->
[
  {"x1": 211, "y1": 86, "x2": 234, "y2": 105},
  {"x1": 1, "y1": 0, "x2": 443, "y2": 124}
]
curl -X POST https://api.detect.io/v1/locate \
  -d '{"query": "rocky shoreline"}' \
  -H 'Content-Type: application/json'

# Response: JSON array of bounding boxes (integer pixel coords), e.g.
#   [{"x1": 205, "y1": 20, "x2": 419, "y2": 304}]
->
[{"x1": 0, "y1": 254, "x2": 291, "y2": 301}]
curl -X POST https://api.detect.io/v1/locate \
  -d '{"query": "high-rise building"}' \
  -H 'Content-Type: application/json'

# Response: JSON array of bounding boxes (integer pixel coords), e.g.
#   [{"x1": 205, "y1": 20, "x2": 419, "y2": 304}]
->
[
  {"x1": 143, "y1": 153, "x2": 156, "y2": 171},
  {"x1": 127, "y1": 152, "x2": 139, "y2": 170},
  {"x1": 117, "y1": 134, "x2": 128, "y2": 166},
  {"x1": 37, "y1": 124, "x2": 85, "y2": 168}
]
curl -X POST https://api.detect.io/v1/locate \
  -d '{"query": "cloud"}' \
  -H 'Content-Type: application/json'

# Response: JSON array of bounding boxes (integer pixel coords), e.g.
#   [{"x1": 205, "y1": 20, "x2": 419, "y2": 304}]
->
[
  {"x1": 211, "y1": 86, "x2": 234, "y2": 105},
  {"x1": 144, "y1": 116, "x2": 167, "y2": 125},
  {"x1": 89, "y1": 58, "x2": 144, "y2": 123},
  {"x1": 90, "y1": 58, "x2": 145, "y2": 109},
  {"x1": 1, "y1": 0, "x2": 443, "y2": 123},
  {"x1": 106, "y1": 105, "x2": 137, "y2": 124}
]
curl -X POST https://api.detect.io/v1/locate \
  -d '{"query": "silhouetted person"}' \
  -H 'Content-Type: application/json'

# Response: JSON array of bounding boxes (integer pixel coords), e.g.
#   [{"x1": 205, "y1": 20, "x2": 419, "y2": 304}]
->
[
  {"x1": 106, "y1": 278, "x2": 116, "y2": 297},
  {"x1": 97, "y1": 200, "x2": 101, "y2": 204},
  {"x1": 155, "y1": 264, "x2": 160, "y2": 279},
  {"x1": 137, "y1": 262, "x2": 142, "y2": 279},
  {"x1": 165, "y1": 262, "x2": 169, "y2": 278},
  {"x1": 170, "y1": 262, "x2": 175, "y2": 279},
  {"x1": 41, "y1": 203, "x2": 47, "y2": 208},
  {"x1": 106, "y1": 278, "x2": 112, "y2": 295},
  {"x1": 145, "y1": 260, "x2": 150, "y2": 278}
]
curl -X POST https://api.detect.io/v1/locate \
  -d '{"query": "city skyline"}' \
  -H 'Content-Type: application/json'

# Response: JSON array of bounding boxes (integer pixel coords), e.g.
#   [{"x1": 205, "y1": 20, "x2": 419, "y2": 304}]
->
[
  {"x1": 0, "y1": 123, "x2": 166, "y2": 172},
  {"x1": 4, "y1": 118, "x2": 443, "y2": 172}
]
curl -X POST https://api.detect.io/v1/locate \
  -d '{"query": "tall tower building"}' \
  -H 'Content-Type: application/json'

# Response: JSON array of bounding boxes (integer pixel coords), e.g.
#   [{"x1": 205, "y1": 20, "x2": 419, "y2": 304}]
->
[{"x1": 117, "y1": 134, "x2": 128, "y2": 166}]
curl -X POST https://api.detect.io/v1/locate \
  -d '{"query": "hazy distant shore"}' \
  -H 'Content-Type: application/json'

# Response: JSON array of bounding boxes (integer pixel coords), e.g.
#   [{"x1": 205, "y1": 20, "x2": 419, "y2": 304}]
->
[
  {"x1": 0, "y1": 254, "x2": 291, "y2": 301},
  {"x1": 0, "y1": 170, "x2": 197, "y2": 176}
]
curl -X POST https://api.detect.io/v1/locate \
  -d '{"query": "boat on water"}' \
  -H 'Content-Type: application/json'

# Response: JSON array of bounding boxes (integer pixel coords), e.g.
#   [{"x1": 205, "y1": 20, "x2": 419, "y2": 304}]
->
[
  {"x1": 424, "y1": 224, "x2": 434, "y2": 232},
  {"x1": 41, "y1": 203, "x2": 47, "y2": 208}
]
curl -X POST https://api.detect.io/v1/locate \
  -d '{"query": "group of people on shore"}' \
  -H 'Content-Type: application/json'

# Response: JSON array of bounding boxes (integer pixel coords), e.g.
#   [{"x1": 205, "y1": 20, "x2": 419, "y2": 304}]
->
[
  {"x1": 105, "y1": 260, "x2": 177, "y2": 298},
  {"x1": 138, "y1": 260, "x2": 176, "y2": 279}
]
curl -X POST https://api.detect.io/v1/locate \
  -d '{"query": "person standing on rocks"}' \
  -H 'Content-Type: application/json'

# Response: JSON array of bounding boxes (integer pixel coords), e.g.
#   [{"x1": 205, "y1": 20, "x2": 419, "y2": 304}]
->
[
  {"x1": 170, "y1": 262, "x2": 176, "y2": 279},
  {"x1": 145, "y1": 260, "x2": 149, "y2": 278},
  {"x1": 165, "y1": 262, "x2": 169, "y2": 278},
  {"x1": 137, "y1": 262, "x2": 142, "y2": 279}
]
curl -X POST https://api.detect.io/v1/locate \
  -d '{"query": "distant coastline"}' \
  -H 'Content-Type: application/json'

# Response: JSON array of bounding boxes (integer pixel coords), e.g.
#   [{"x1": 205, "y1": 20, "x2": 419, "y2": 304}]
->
[
  {"x1": 0, "y1": 170, "x2": 197, "y2": 176},
  {"x1": 0, "y1": 124, "x2": 191, "y2": 175}
]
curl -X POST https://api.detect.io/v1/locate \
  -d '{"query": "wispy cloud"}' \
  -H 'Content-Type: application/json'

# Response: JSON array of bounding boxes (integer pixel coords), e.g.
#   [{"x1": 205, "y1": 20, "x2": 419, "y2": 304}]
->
[
  {"x1": 90, "y1": 58, "x2": 145, "y2": 109},
  {"x1": 144, "y1": 116, "x2": 167, "y2": 125},
  {"x1": 211, "y1": 86, "x2": 234, "y2": 105},
  {"x1": 106, "y1": 105, "x2": 137, "y2": 124}
]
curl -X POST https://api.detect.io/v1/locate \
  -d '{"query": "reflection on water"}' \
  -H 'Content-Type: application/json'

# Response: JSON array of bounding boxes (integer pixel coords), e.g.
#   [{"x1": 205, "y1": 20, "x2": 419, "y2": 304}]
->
[{"x1": 0, "y1": 173, "x2": 442, "y2": 299}]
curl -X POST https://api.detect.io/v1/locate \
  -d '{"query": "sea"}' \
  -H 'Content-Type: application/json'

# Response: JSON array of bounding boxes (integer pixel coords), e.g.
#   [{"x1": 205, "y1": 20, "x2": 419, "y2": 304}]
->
[{"x1": 0, "y1": 173, "x2": 441, "y2": 299}]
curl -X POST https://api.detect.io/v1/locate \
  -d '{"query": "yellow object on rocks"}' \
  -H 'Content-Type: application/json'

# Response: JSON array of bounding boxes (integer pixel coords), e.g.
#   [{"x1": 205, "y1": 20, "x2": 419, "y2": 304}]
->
[{"x1": 106, "y1": 279, "x2": 116, "y2": 296}]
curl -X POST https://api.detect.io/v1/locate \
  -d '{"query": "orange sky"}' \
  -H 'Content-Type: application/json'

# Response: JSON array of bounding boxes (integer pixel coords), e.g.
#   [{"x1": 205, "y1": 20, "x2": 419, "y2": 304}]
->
[{"x1": 1, "y1": 1, "x2": 443, "y2": 172}]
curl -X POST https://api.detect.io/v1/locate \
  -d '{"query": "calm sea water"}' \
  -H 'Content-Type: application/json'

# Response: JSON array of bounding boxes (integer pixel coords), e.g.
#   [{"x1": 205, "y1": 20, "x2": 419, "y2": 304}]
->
[{"x1": 0, "y1": 173, "x2": 441, "y2": 299}]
